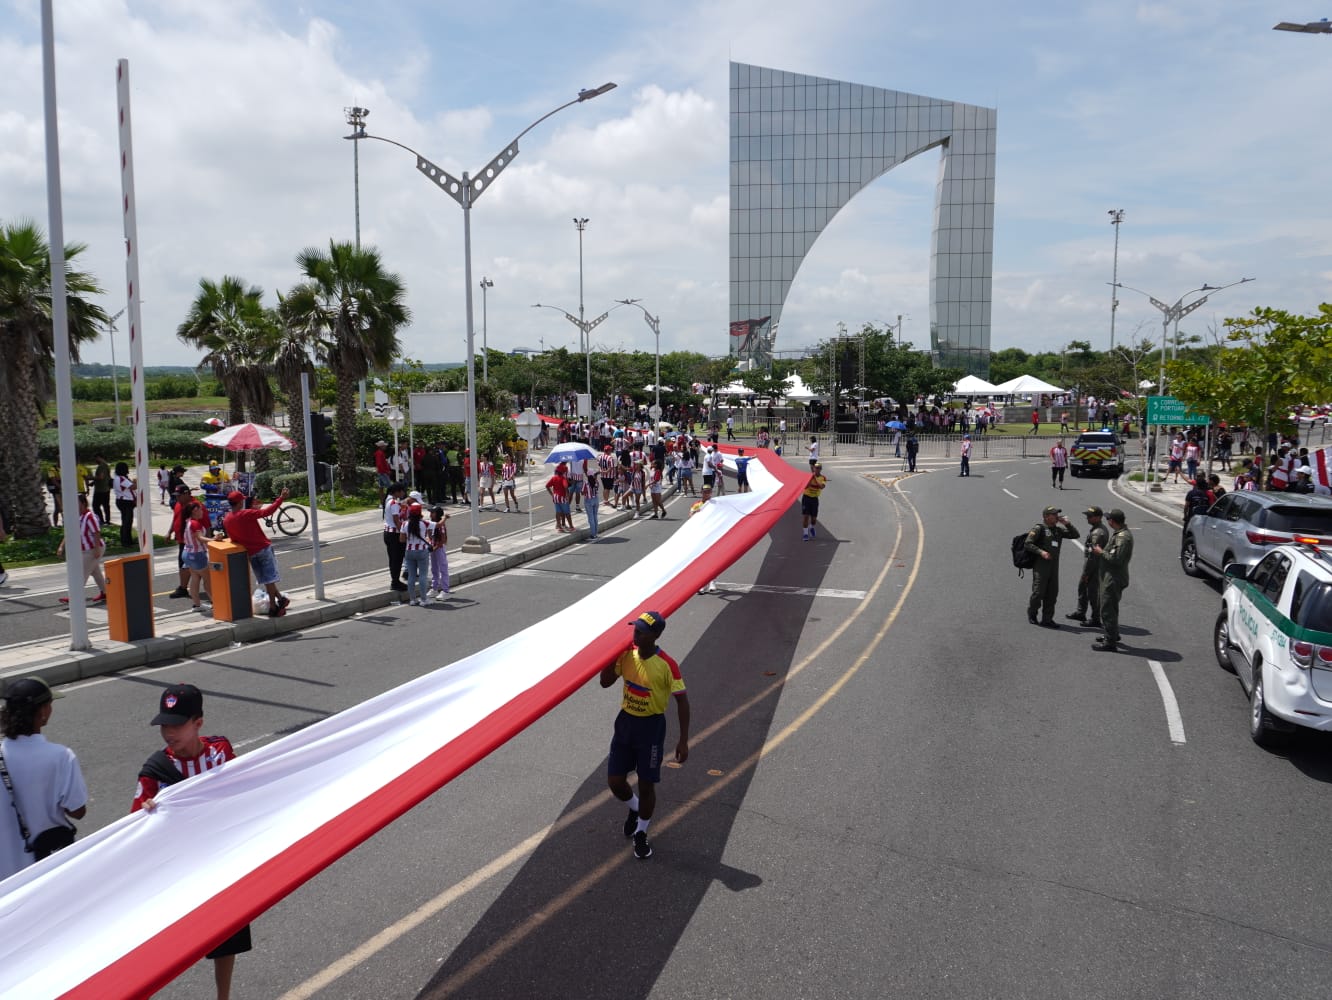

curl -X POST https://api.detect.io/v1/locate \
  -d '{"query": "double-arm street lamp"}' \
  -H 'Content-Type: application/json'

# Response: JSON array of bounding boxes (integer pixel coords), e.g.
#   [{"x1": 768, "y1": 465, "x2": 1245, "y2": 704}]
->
[
  {"x1": 347, "y1": 82, "x2": 616, "y2": 551},
  {"x1": 1112, "y1": 276, "x2": 1254, "y2": 482},
  {"x1": 615, "y1": 299, "x2": 662, "y2": 420},
  {"x1": 531, "y1": 302, "x2": 607, "y2": 414}
]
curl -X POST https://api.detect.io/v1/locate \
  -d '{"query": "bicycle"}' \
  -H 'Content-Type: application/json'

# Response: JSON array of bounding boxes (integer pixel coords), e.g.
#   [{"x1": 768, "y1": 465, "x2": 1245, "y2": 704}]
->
[{"x1": 264, "y1": 503, "x2": 309, "y2": 537}]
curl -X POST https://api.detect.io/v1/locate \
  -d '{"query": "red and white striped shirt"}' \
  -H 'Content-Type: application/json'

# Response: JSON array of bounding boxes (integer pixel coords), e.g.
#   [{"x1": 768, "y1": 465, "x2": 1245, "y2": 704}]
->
[
  {"x1": 183, "y1": 516, "x2": 209, "y2": 556},
  {"x1": 401, "y1": 517, "x2": 431, "y2": 551},
  {"x1": 79, "y1": 510, "x2": 102, "y2": 552},
  {"x1": 130, "y1": 735, "x2": 235, "y2": 812}
]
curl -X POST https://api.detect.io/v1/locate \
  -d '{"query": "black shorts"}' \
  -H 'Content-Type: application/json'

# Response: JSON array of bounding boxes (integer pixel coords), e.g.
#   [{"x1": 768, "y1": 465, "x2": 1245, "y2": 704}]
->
[
  {"x1": 206, "y1": 923, "x2": 252, "y2": 959},
  {"x1": 702, "y1": 473, "x2": 715, "y2": 486},
  {"x1": 801, "y1": 495, "x2": 820, "y2": 518},
  {"x1": 607, "y1": 710, "x2": 667, "y2": 784}
]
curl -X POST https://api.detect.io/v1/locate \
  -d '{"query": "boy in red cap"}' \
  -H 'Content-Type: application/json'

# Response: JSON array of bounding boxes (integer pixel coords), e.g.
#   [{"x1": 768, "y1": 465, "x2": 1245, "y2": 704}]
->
[
  {"x1": 132, "y1": 683, "x2": 250, "y2": 999},
  {"x1": 222, "y1": 488, "x2": 290, "y2": 616},
  {"x1": 600, "y1": 611, "x2": 690, "y2": 860}
]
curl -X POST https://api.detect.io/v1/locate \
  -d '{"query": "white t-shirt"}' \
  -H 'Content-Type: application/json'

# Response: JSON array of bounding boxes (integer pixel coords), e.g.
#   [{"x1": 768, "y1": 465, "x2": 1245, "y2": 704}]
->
[
  {"x1": 0, "y1": 735, "x2": 87, "y2": 881},
  {"x1": 808, "y1": 441, "x2": 819, "y2": 462},
  {"x1": 383, "y1": 497, "x2": 401, "y2": 532}
]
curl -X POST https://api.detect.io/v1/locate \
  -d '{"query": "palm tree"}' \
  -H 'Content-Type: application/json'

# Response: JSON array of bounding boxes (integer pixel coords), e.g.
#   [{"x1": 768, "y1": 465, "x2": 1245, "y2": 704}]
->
[
  {"x1": 0, "y1": 220, "x2": 107, "y2": 537},
  {"x1": 177, "y1": 276, "x2": 276, "y2": 471},
  {"x1": 285, "y1": 242, "x2": 410, "y2": 488},
  {"x1": 273, "y1": 291, "x2": 321, "y2": 470}
]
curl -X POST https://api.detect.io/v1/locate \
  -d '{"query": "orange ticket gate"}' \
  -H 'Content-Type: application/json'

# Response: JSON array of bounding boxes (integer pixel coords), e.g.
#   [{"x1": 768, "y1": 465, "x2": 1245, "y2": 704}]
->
[
  {"x1": 105, "y1": 553, "x2": 155, "y2": 642},
  {"x1": 207, "y1": 540, "x2": 252, "y2": 622}
]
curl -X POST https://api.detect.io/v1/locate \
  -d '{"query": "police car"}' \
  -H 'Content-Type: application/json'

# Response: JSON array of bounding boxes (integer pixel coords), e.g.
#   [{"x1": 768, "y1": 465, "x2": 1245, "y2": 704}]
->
[
  {"x1": 1213, "y1": 542, "x2": 1332, "y2": 747},
  {"x1": 1068, "y1": 430, "x2": 1124, "y2": 477}
]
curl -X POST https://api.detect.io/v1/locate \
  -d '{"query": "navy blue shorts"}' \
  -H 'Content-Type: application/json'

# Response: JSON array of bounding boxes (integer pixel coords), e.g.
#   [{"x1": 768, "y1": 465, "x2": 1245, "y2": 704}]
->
[
  {"x1": 801, "y1": 495, "x2": 820, "y2": 518},
  {"x1": 607, "y1": 710, "x2": 667, "y2": 784}
]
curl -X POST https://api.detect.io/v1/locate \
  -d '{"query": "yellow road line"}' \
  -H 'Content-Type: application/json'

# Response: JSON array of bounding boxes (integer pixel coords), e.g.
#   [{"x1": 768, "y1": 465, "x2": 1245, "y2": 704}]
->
[
  {"x1": 281, "y1": 480, "x2": 923, "y2": 1000},
  {"x1": 289, "y1": 556, "x2": 345, "y2": 571}
]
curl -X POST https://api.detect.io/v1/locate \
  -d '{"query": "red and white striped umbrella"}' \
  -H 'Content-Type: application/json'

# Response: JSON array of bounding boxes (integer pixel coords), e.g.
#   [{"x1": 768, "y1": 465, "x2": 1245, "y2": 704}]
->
[
  {"x1": 200, "y1": 422, "x2": 293, "y2": 452},
  {"x1": 204, "y1": 417, "x2": 226, "y2": 428}
]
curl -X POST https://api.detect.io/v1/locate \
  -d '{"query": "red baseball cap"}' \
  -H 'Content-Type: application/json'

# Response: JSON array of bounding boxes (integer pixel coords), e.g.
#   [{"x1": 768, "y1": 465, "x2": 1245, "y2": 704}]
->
[{"x1": 227, "y1": 491, "x2": 246, "y2": 504}]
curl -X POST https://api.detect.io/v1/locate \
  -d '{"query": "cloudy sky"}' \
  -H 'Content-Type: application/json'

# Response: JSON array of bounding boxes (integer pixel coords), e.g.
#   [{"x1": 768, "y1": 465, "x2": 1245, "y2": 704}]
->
[{"x1": 4, "y1": 0, "x2": 1330, "y2": 370}]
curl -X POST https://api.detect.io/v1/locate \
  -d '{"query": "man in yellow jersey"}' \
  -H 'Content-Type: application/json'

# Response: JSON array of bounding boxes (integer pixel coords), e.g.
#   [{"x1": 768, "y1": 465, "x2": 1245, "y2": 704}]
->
[
  {"x1": 601, "y1": 610, "x2": 690, "y2": 860},
  {"x1": 802, "y1": 462, "x2": 827, "y2": 540}
]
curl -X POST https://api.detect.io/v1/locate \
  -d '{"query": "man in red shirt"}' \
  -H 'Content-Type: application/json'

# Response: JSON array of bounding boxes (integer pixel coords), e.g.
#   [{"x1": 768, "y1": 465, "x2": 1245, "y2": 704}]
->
[
  {"x1": 222, "y1": 489, "x2": 290, "y2": 617},
  {"x1": 373, "y1": 440, "x2": 392, "y2": 502},
  {"x1": 132, "y1": 683, "x2": 250, "y2": 999},
  {"x1": 167, "y1": 484, "x2": 210, "y2": 600}
]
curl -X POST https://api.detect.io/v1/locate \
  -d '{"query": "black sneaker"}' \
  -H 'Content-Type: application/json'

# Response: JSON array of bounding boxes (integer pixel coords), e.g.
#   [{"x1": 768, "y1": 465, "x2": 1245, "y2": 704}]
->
[
  {"x1": 268, "y1": 605, "x2": 286, "y2": 617},
  {"x1": 623, "y1": 808, "x2": 639, "y2": 838},
  {"x1": 169, "y1": 587, "x2": 189, "y2": 599},
  {"x1": 632, "y1": 830, "x2": 652, "y2": 860},
  {"x1": 1088, "y1": 619, "x2": 1103, "y2": 629},
  {"x1": 1039, "y1": 620, "x2": 1060, "y2": 629},
  {"x1": 391, "y1": 581, "x2": 408, "y2": 592},
  {"x1": 1065, "y1": 611, "x2": 1086, "y2": 622},
  {"x1": 276, "y1": 595, "x2": 291, "y2": 611},
  {"x1": 1028, "y1": 613, "x2": 1038, "y2": 625}
]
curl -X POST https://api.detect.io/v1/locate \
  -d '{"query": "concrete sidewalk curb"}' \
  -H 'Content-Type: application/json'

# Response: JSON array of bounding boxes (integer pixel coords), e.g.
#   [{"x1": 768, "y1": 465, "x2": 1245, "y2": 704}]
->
[{"x1": 0, "y1": 489, "x2": 678, "y2": 691}]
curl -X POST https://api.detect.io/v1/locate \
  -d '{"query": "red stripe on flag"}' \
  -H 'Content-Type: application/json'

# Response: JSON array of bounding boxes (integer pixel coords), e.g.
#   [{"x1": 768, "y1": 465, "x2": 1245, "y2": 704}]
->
[{"x1": 60, "y1": 450, "x2": 809, "y2": 999}]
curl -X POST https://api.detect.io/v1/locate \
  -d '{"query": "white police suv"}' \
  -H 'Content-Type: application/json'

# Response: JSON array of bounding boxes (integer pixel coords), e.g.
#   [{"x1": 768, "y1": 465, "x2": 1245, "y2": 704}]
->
[{"x1": 1214, "y1": 542, "x2": 1332, "y2": 747}]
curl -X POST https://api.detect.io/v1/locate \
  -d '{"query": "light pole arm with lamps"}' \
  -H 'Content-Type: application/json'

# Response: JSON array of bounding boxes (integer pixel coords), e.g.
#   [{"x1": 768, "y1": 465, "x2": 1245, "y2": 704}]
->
[
  {"x1": 347, "y1": 81, "x2": 616, "y2": 552},
  {"x1": 1111, "y1": 276, "x2": 1254, "y2": 485},
  {"x1": 531, "y1": 303, "x2": 610, "y2": 414},
  {"x1": 615, "y1": 298, "x2": 662, "y2": 418}
]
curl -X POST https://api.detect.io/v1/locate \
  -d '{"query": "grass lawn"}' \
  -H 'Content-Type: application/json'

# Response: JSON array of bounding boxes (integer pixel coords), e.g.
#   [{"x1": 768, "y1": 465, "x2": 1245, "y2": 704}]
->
[
  {"x1": 73, "y1": 396, "x2": 230, "y2": 423},
  {"x1": 0, "y1": 526, "x2": 174, "y2": 569}
]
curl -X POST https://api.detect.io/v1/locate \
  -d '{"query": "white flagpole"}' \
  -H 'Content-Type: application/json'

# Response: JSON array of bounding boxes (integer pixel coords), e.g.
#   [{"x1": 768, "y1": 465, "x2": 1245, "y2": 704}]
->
[{"x1": 117, "y1": 59, "x2": 154, "y2": 562}]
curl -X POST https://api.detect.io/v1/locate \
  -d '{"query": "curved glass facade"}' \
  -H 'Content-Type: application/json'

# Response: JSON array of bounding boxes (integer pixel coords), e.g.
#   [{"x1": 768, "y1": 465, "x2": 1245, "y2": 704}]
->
[{"x1": 729, "y1": 62, "x2": 996, "y2": 375}]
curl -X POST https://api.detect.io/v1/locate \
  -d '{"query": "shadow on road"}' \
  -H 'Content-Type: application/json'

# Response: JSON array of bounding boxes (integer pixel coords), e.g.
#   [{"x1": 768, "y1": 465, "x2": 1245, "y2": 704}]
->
[{"x1": 414, "y1": 506, "x2": 841, "y2": 999}]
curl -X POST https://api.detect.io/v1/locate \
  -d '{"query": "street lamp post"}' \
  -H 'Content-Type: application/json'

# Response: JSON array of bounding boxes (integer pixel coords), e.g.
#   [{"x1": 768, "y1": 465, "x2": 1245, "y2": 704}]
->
[
  {"x1": 1111, "y1": 277, "x2": 1254, "y2": 485},
  {"x1": 615, "y1": 298, "x2": 662, "y2": 420},
  {"x1": 106, "y1": 307, "x2": 125, "y2": 425},
  {"x1": 348, "y1": 82, "x2": 616, "y2": 552},
  {"x1": 531, "y1": 303, "x2": 610, "y2": 416},
  {"x1": 1107, "y1": 209, "x2": 1124, "y2": 351},
  {"x1": 574, "y1": 219, "x2": 592, "y2": 410},
  {"x1": 345, "y1": 106, "x2": 369, "y2": 414},
  {"x1": 480, "y1": 276, "x2": 493, "y2": 382}
]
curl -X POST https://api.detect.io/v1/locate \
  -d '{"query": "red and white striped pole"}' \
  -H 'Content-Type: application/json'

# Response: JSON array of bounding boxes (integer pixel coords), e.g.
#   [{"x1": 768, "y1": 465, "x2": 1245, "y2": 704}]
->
[{"x1": 116, "y1": 60, "x2": 153, "y2": 560}]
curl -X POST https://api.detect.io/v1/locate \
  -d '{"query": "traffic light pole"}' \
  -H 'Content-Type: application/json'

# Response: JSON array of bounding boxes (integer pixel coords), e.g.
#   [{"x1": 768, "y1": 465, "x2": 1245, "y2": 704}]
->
[{"x1": 301, "y1": 373, "x2": 326, "y2": 600}]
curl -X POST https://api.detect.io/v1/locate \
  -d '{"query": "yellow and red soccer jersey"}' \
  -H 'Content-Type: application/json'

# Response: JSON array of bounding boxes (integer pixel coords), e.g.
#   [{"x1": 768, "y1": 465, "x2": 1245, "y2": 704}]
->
[{"x1": 614, "y1": 646, "x2": 685, "y2": 717}]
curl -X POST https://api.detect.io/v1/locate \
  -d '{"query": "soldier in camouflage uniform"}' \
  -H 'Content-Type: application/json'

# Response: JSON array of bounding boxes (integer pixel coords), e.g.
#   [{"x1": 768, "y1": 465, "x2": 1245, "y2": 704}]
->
[
  {"x1": 1092, "y1": 508, "x2": 1134, "y2": 652},
  {"x1": 1023, "y1": 505, "x2": 1080, "y2": 627},
  {"x1": 1066, "y1": 506, "x2": 1109, "y2": 627}
]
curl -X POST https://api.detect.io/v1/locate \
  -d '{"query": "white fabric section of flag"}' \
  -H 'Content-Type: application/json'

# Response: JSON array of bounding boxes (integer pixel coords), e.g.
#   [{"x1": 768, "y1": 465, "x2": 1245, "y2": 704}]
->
[
  {"x1": 1311, "y1": 445, "x2": 1332, "y2": 492},
  {"x1": 0, "y1": 453, "x2": 790, "y2": 998}
]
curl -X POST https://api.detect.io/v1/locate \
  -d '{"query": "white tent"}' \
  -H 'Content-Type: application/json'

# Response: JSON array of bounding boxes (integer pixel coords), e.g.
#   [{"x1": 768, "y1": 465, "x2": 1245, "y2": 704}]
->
[
  {"x1": 781, "y1": 373, "x2": 818, "y2": 401},
  {"x1": 952, "y1": 374, "x2": 1001, "y2": 396},
  {"x1": 993, "y1": 374, "x2": 1065, "y2": 395}
]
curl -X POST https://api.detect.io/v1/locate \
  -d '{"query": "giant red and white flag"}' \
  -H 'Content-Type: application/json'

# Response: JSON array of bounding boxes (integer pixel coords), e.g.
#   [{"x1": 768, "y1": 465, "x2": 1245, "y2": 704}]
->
[{"x1": 0, "y1": 448, "x2": 807, "y2": 999}]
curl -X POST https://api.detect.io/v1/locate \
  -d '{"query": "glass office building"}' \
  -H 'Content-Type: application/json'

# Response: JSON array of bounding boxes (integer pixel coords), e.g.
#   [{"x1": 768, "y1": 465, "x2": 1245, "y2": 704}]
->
[{"x1": 730, "y1": 62, "x2": 996, "y2": 375}]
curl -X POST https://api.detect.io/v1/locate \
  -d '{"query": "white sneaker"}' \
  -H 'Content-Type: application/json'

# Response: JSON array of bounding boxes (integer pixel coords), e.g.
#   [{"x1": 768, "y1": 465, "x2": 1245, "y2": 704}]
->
[
  {"x1": 707, "y1": 583, "x2": 718, "y2": 593},
  {"x1": 426, "y1": 589, "x2": 436, "y2": 600},
  {"x1": 410, "y1": 598, "x2": 420, "y2": 606},
  {"x1": 421, "y1": 596, "x2": 432, "y2": 607}
]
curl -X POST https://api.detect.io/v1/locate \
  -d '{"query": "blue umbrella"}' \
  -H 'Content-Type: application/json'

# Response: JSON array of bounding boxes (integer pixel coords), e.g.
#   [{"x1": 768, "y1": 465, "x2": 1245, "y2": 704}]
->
[
  {"x1": 886, "y1": 420, "x2": 907, "y2": 431},
  {"x1": 544, "y1": 442, "x2": 598, "y2": 465}
]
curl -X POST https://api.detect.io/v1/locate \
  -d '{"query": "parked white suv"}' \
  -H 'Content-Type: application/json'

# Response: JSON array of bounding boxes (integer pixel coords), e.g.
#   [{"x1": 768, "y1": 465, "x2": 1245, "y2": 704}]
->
[{"x1": 1214, "y1": 543, "x2": 1332, "y2": 747}]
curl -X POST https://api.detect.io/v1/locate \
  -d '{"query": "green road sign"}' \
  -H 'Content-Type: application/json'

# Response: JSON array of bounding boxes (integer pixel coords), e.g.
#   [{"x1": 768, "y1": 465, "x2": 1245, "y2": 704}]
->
[{"x1": 1146, "y1": 395, "x2": 1208, "y2": 425}]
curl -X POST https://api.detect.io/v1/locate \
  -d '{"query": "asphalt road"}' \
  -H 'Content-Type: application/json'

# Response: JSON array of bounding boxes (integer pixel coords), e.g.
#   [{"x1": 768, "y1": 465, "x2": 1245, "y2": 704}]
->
[{"x1": 33, "y1": 450, "x2": 1332, "y2": 999}]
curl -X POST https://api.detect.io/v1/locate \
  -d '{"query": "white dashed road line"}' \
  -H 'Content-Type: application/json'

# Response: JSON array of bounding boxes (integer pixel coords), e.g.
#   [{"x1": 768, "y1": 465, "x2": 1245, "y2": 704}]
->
[
  {"x1": 1003, "y1": 488, "x2": 1020, "y2": 500},
  {"x1": 1147, "y1": 659, "x2": 1187, "y2": 744}
]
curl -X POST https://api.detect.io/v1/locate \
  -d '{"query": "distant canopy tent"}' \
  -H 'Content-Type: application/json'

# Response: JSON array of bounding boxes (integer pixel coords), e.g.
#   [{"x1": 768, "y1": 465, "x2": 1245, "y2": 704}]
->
[
  {"x1": 992, "y1": 374, "x2": 1066, "y2": 396},
  {"x1": 951, "y1": 374, "x2": 1001, "y2": 396}
]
